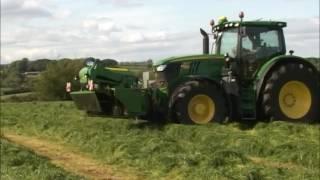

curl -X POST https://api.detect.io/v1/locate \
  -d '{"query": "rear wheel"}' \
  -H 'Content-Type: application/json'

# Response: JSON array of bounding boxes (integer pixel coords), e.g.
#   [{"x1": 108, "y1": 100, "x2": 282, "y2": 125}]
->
[
  {"x1": 171, "y1": 80, "x2": 227, "y2": 124},
  {"x1": 261, "y1": 63, "x2": 319, "y2": 122}
]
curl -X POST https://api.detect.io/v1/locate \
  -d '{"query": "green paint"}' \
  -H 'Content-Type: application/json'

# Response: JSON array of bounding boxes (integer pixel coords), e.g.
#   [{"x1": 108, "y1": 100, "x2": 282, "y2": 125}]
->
[
  {"x1": 79, "y1": 67, "x2": 88, "y2": 84},
  {"x1": 115, "y1": 88, "x2": 149, "y2": 116},
  {"x1": 154, "y1": 54, "x2": 223, "y2": 66}
]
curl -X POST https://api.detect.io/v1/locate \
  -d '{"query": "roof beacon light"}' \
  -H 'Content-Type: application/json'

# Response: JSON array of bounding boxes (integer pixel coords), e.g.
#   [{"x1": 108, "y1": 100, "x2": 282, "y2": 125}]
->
[
  {"x1": 210, "y1": 19, "x2": 215, "y2": 27},
  {"x1": 239, "y1": 11, "x2": 244, "y2": 20}
]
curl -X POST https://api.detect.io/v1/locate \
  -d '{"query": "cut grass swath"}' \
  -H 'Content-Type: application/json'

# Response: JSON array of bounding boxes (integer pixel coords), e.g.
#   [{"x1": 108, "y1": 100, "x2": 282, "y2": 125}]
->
[{"x1": 1, "y1": 102, "x2": 319, "y2": 179}]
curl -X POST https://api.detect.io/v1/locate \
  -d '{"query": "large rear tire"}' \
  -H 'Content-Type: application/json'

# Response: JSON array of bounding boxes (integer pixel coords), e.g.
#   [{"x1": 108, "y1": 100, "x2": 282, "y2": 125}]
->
[
  {"x1": 261, "y1": 63, "x2": 319, "y2": 123},
  {"x1": 171, "y1": 80, "x2": 228, "y2": 124}
]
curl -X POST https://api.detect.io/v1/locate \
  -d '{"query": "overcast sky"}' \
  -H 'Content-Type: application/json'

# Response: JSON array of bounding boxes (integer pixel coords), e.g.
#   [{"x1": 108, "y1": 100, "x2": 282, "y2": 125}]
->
[{"x1": 1, "y1": 0, "x2": 319, "y2": 64}]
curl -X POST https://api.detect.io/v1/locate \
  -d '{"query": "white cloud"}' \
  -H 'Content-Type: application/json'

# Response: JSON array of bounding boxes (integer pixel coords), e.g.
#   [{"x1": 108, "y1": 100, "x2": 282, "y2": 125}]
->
[
  {"x1": 284, "y1": 17, "x2": 319, "y2": 57},
  {"x1": 1, "y1": 0, "x2": 71, "y2": 20},
  {"x1": 1, "y1": 0, "x2": 52, "y2": 19},
  {"x1": 97, "y1": 0, "x2": 144, "y2": 7},
  {"x1": 52, "y1": 9, "x2": 71, "y2": 19},
  {"x1": 1, "y1": 1, "x2": 318, "y2": 64},
  {"x1": 83, "y1": 17, "x2": 121, "y2": 33}
]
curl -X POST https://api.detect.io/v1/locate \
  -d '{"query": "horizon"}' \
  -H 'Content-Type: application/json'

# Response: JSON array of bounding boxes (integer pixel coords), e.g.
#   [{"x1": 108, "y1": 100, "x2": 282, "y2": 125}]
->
[{"x1": 1, "y1": 0, "x2": 319, "y2": 64}]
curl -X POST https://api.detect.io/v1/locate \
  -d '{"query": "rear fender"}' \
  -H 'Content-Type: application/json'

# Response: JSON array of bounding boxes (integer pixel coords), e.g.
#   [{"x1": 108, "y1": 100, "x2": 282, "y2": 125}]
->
[{"x1": 255, "y1": 55, "x2": 319, "y2": 101}]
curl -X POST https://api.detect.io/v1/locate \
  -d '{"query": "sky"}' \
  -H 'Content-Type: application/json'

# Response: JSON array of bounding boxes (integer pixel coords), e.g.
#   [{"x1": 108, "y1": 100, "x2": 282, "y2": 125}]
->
[{"x1": 1, "y1": 0, "x2": 319, "y2": 64}]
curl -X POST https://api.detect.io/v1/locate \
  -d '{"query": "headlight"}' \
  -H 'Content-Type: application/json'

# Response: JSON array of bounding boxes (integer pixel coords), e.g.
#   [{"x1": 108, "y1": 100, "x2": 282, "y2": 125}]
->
[{"x1": 156, "y1": 65, "x2": 167, "y2": 72}]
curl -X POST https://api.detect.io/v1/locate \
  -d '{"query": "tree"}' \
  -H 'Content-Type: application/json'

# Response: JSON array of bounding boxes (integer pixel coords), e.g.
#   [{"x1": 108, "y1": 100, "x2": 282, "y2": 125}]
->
[
  {"x1": 147, "y1": 59, "x2": 153, "y2": 68},
  {"x1": 101, "y1": 59, "x2": 118, "y2": 67},
  {"x1": 27, "y1": 59, "x2": 52, "y2": 72},
  {"x1": 35, "y1": 59, "x2": 83, "y2": 100},
  {"x1": 9, "y1": 58, "x2": 29, "y2": 73},
  {"x1": 1, "y1": 71, "x2": 23, "y2": 88}
]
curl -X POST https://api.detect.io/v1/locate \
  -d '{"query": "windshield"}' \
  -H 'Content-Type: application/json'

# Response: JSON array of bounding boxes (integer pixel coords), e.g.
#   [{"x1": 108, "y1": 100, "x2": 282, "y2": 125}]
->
[
  {"x1": 215, "y1": 27, "x2": 284, "y2": 59},
  {"x1": 216, "y1": 28, "x2": 238, "y2": 57}
]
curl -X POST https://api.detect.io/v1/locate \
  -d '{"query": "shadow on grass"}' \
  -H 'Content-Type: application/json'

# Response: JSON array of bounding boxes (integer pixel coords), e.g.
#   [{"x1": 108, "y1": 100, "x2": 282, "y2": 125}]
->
[
  {"x1": 128, "y1": 120, "x2": 166, "y2": 131},
  {"x1": 129, "y1": 118, "x2": 260, "y2": 131},
  {"x1": 236, "y1": 119, "x2": 259, "y2": 130}
]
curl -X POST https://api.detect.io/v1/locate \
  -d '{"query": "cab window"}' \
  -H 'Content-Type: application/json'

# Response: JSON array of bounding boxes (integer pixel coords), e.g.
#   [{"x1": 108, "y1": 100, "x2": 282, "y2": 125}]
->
[
  {"x1": 218, "y1": 28, "x2": 238, "y2": 58},
  {"x1": 241, "y1": 27, "x2": 283, "y2": 61}
]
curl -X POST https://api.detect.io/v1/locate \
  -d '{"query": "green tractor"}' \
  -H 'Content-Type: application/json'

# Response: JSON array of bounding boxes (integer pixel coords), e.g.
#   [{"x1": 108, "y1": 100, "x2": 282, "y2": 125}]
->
[{"x1": 69, "y1": 12, "x2": 320, "y2": 124}]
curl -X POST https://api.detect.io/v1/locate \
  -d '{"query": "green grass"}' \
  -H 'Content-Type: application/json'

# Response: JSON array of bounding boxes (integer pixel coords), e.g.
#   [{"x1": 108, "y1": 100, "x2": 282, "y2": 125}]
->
[
  {"x1": 0, "y1": 92, "x2": 37, "y2": 102},
  {"x1": 0, "y1": 88, "x2": 31, "y2": 96},
  {"x1": 1, "y1": 92, "x2": 34, "y2": 99},
  {"x1": 0, "y1": 88, "x2": 14, "y2": 96},
  {"x1": 0, "y1": 138, "x2": 83, "y2": 180},
  {"x1": 1, "y1": 102, "x2": 320, "y2": 179}
]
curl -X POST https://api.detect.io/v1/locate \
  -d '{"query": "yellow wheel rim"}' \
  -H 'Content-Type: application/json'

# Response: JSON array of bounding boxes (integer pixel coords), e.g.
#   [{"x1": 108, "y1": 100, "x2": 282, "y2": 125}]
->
[
  {"x1": 188, "y1": 94, "x2": 215, "y2": 124},
  {"x1": 279, "y1": 81, "x2": 312, "y2": 119}
]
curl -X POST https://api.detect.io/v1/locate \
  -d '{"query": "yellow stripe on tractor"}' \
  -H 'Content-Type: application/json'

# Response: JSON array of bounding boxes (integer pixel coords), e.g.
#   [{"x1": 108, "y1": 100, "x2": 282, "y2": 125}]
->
[{"x1": 105, "y1": 67, "x2": 129, "y2": 72}]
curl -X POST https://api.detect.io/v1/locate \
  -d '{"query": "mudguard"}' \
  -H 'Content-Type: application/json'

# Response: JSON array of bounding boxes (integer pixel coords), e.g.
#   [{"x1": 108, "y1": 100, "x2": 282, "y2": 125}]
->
[{"x1": 255, "y1": 55, "x2": 319, "y2": 100}]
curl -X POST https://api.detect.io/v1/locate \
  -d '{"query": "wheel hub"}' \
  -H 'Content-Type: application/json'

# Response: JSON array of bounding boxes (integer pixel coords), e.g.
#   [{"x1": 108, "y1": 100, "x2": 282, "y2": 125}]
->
[
  {"x1": 188, "y1": 94, "x2": 215, "y2": 124},
  {"x1": 282, "y1": 93, "x2": 296, "y2": 107},
  {"x1": 279, "y1": 81, "x2": 312, "y2": 119},
  {"x1": 195, "y1": 104, "x2": 206, "y2": 115}
]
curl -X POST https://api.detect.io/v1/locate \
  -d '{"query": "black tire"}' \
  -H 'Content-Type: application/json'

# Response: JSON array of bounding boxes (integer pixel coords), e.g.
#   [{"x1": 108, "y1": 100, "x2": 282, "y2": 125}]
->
[
  {"x1": 261, "y1": 63, "x2": 319, "y2": 123},
  {"x1": 171, "y1": 80, "x2": 228, "y2": 124}
]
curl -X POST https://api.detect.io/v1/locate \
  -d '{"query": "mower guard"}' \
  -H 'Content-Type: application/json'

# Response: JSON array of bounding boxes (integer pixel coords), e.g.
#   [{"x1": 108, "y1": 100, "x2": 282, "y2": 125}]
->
[{"x1": 70, "y1": 91, "x2": 102, "y2": 112}]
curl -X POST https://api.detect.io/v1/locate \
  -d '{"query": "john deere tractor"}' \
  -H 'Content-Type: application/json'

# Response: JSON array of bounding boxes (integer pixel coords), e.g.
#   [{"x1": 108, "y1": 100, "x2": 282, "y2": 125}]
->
[{"x1": 69, "y1": 12, "x2": 320, "y2": 124}]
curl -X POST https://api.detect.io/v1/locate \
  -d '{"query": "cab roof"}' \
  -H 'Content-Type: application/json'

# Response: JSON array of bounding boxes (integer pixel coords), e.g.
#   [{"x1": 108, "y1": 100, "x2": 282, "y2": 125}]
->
[{"x1": 212, "y1": 21, "x2": 287, "y2": 32}]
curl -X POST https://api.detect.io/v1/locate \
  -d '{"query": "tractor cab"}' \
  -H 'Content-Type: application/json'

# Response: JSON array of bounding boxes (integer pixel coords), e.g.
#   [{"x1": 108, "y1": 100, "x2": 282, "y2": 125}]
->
[{"x1": 211, "y1": 15, "x2": 287, "y2": 78}]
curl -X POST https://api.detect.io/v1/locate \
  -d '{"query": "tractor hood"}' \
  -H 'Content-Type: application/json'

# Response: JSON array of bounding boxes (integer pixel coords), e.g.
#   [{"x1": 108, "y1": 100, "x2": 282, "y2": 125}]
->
[{"x1": 154, "y1": 54, "x2": 224, "y2": 67}]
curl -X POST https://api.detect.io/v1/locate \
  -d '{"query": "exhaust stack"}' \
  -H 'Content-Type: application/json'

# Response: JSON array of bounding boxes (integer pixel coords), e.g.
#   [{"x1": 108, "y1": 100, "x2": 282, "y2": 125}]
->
[{"x1": 200, "y1": 28, "x2": 209, "y2": 54}]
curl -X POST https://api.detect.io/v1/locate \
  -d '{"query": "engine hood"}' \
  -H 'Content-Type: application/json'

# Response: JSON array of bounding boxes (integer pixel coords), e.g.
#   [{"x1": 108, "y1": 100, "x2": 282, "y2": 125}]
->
[{"x1": 154, "y1": 54, "x2": 224, "y2": 66}]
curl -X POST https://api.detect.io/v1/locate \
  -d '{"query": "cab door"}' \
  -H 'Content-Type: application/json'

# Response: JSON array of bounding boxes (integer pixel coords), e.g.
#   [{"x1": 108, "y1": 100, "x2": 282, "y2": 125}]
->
[
  {"x1": 239, "y1": 26, "x2": 286, "y2": 118},
  {"x1": 240, "y1": 27, "x2": 286, "y2": 80}
]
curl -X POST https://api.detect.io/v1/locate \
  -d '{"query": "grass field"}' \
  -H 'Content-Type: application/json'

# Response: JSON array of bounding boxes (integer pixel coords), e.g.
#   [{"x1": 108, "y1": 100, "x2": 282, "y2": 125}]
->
[
  {"x1": 1, "y1": 102, "x2": 320, "y2": 179},
  {"x1": 0, "y1": 92, "x2": 36, "y2": 102},
  {"x1": 0, "y1": 139, "x2": 82, "y2": 180}
]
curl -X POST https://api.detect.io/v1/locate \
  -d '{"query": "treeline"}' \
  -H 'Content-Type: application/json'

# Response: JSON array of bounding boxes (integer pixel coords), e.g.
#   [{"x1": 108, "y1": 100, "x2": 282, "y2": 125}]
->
[
  {"x1": 0, "y1": 57, "x2": 153, "y2": 101},
  {"x1": 119, "y1": 59, "x2": 153, "y2": 67},
  {"x1": 0, "y1": 58, "x2": 86, "y2": 101},
  {"x1": 0, "y1": 58, "x2": 84, "y2": 90}
]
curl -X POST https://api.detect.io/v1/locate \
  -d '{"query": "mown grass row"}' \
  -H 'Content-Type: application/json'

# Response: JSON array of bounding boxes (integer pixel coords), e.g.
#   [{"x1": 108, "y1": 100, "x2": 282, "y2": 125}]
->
[
  {"x1": 0, "y1": 92, "x2": 37, "y2": 102},
  {"x1": 0, "y1": 139, "x2": 83, "y2": 180},
  {"x1": 1, "y1": 102, "x2": 319, "y2": 179}
]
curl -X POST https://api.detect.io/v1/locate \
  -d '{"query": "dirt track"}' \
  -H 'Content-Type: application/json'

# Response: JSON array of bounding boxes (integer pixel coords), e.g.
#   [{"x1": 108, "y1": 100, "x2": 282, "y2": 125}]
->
[
  {"x1": 2, "y1": 132, "x2": 141, "y2": 180},
  {"x1": 2, "y1": 131, "x2": 304, "y2": 179}
]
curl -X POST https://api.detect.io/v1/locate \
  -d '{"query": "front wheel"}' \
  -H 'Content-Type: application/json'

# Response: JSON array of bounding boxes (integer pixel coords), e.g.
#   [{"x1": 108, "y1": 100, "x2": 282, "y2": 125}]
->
[{"x1": 171, "y1": 80, "x2": 228, "y2": 124}]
